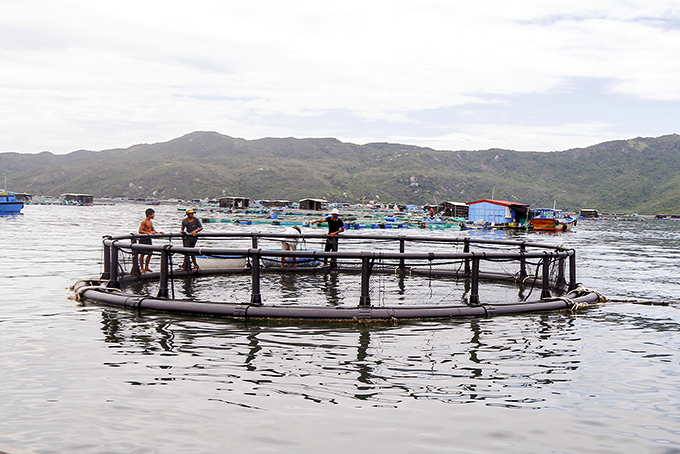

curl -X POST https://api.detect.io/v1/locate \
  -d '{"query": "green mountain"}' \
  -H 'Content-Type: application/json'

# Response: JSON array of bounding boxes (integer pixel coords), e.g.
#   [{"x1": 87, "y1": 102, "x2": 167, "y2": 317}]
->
[{"x1": 2, "y1": 131, "x2": 680, "y2": 214}]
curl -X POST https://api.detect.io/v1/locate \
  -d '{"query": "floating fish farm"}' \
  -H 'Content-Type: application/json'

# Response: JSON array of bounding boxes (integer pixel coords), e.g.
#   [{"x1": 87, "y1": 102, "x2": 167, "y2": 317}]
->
[{"x1": 73, "y1": 232, "x2": 603, "y2": 321}]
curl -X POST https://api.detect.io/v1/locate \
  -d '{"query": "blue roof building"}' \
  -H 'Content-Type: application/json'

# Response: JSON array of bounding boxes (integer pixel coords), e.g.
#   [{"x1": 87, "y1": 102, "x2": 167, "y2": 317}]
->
[{"x1": 467, "y1": 199, "x2": 530, "y2": 225}]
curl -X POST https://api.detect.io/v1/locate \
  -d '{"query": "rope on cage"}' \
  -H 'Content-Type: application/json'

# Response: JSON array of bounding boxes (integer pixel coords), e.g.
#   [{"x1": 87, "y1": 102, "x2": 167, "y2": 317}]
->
[
  {"x1": 548, "y1": 256, "x2": 560, "y2": 284},
  {"x1": 73, "y1": 281, "x2": 122, "y2": 302},
  {"x1": 454, "y1": 257, "x2": 466, "y2": 275},
  {"x1": 520, "y1": 257, "x2": 543, "y2": 301},
  {"x1": 604, "y1": 296, "x2": 680, "y2": 305},
  {"x1": 114, "y1": 243, "x2": 138, "y2": 276},
  {"x1": 543, "y1": 295, "x2": 580, "y2": 311}
]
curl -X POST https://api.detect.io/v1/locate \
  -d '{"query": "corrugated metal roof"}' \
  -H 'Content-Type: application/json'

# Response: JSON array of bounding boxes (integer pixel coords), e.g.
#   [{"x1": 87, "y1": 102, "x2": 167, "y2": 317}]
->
[{"x1": 466, "y1": 199, "x2": 529, "y2": 207}]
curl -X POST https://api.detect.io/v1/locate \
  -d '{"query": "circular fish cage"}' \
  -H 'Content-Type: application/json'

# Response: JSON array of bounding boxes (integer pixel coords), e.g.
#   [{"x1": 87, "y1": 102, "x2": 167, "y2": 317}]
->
[{"x1": 73, "y1": 232, "x2": 604, "y2": 321}]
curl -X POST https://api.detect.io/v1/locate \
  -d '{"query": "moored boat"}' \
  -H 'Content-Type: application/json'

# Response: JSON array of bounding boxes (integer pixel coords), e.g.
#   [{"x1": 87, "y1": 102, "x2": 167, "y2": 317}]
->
[
  {"x1": 0, "y1": 190, "x2": 24, "y2": 214},
  {"x1": 529, "y1": 208, "x2": 576, "y2": 232},
  {"x1": 0, "y1": 174, "x2": 24, "y2": 215}
]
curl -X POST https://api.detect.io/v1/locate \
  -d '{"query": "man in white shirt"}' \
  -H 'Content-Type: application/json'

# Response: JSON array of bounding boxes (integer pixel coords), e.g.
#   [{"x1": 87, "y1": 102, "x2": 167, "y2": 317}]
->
[{"x1": 281, "y1": 225, "x2": 301, "y2": 267}]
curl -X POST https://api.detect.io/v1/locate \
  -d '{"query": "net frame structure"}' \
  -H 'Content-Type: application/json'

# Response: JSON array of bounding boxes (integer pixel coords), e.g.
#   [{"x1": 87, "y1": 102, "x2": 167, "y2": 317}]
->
[{"x1": 73, "y1": 232, "x2": 602, "y2": 320}]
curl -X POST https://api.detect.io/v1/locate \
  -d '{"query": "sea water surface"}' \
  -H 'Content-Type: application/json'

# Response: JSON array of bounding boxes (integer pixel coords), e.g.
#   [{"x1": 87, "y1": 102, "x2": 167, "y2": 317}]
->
[{"x1": 1, "y1": 204, "x2": 680, "y2": 454}]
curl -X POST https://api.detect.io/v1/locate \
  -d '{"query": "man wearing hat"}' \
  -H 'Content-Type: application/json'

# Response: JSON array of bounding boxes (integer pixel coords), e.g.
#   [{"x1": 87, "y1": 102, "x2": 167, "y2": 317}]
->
[
  {"x1": 181, "y1": 208, "x2": 203, "y2": 270},
  {"x1": 311, "y1": 208, "x2": 345, "y2": 266},
  {"x1": 281, "y1": 225, "x2": 302, "y2": 267}
]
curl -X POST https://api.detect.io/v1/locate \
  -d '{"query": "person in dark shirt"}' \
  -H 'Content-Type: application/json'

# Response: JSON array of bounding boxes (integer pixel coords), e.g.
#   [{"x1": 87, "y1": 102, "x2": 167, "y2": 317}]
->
[
  {"x1": 181, "y1": 208, "x2": 203, "y2": 270},
  {"x1": 311, "y1": 208, "x2": 345, "y2": 266}
]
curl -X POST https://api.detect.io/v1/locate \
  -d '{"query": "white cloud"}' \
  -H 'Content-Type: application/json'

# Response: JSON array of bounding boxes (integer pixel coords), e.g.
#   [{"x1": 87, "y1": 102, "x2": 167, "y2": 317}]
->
[{"x1": 0, "y1": 0, "x2": 679, "y2": 153}]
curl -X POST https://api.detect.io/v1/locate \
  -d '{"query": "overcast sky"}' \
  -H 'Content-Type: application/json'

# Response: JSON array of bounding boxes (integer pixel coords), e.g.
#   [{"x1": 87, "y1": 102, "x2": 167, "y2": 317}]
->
[{"x1": 1, "y1": 0, "x2": 679, "y2": 154}]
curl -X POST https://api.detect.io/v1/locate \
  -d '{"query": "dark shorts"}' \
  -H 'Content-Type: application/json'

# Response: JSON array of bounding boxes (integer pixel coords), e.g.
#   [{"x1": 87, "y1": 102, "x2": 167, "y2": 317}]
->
[
  {"x1": 183, "y1": 236, "x2": 198, "y2": 248},
  {"x1": 138, "y1": 237, "x2": 152, "y2": 245}
]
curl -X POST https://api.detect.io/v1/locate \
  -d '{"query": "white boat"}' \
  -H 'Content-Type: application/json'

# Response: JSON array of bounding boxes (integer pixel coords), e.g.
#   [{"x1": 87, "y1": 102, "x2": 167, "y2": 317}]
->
[{"x1": 195, "y1": 255, "x2": 247, "y2": 269}]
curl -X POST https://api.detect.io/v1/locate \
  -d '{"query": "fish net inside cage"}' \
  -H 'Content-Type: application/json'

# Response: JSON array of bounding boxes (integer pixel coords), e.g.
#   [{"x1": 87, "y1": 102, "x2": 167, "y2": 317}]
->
[{"x1": 116, "y1": 239, "x2": 566, "y2": 308}]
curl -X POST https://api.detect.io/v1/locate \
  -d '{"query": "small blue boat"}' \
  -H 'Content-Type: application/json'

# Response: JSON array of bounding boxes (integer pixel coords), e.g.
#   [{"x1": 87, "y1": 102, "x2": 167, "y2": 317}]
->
[
  {"x1": 261, "y1": 255, "x2": 323, "y2": 268},
  {"x1": 0, "y1": 191, "x2": 23, "y2": 214},
  {"x1": 0, "y1": 174, "x2": 24, "y2": 215}
]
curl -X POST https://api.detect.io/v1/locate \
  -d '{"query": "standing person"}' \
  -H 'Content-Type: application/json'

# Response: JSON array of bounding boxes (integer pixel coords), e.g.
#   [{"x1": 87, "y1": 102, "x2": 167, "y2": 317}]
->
[
  {"x1": 281, "y1": 225, "x2": 301, "y2": 267},
  {"x1": 311, "y1": 208, "x2": 345, "y2": 266},
  {"x1": 138, "y1": 208, "x2": 162, "y2": 273},
  {"x1": 181, "y1": 208, "x2": 203, "y2": 270}
]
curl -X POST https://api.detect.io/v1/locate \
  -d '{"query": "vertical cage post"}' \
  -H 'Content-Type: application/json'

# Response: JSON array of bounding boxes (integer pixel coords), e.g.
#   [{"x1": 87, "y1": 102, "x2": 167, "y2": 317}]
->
[
  {"x1": 557, "y1": 256, "x2": 566, "y2": 286},
  {"x1": 102, "y1": 238, "x2": 111, "y2": 280},
  {"x1": 360, "y1": 254, "x2": 372, "y2": 307},
  {"x1": 541, "y1": 254, "x2": 552, "y2": 299},
  {"x1": 157, "y1": 247, "x2": 170, "y2": 298},
  {"x1": 251, "y1": 234, "x2": 258, "y2": 249},
  {"x1": 469, "y1": 256, "x2": 480, "y2": 306},
  {"x1": 398, "y1": 236, "x2": 406, "y2": 275},
  {"x1": 108, "y1": 242, "x2": 120, "y2": 288},
  {"x1": 250, "y1": 250, "x2": 262, "y2": 305},
  {"x1": 568, "y1": 251, "x2": 578, "y2": 291},
  {"x1": 464, "y1": 238, "x2": 471, "y2": 276}
]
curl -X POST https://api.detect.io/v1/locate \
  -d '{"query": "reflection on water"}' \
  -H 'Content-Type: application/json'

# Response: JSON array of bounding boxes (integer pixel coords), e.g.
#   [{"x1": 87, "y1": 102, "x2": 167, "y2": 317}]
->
[
  {"x1": 96, "y1": 307, "x2": 585, "y2": 408},
  {"x1": 180, "y1": 275, "x2": 196, "y2": 299},
  {"x1": 279, "y1": 273, "x2": 301, "y2": 302},
  {"x1": 320, "y1": 273, "x2": 341, "y2": 306}
]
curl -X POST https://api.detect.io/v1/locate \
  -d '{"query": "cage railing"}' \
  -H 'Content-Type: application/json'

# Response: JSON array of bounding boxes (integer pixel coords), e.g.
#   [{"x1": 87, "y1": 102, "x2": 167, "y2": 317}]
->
[{"x1": 100, "y1": 232, "x2": 577, "y2": 308}]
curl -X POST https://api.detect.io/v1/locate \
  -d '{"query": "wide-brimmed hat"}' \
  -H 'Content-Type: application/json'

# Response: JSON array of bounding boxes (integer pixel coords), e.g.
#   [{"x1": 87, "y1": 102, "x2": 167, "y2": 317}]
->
[
  {"x1": 185, "y1": 208, "x2": 196, "y2": 214},
  {"x1": 330, "y1": 208, "x2": 340, "y2": 214}
]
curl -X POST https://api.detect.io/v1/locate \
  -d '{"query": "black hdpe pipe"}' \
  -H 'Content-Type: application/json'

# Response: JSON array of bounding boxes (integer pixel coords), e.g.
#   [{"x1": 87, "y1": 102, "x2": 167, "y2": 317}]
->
[{"x1": 76, "y1": 285, "x2": 600, "y2": 321}]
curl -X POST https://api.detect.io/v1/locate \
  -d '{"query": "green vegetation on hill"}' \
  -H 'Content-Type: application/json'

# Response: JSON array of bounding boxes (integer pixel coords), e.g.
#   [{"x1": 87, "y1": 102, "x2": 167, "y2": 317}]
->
[{"x1": 2, "y1": 131, "x2": 680, "y2": 214}]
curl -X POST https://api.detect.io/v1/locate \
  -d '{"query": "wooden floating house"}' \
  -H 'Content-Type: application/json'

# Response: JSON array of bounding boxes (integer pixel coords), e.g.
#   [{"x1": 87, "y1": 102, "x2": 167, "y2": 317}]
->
[
  {"x1": 438, "y1": 201, "x2": 469, "y2": 218},
  {"x1": 261, "y1": 199, "x2": 291, "y2": 208},
  {"x1": 467, "y1": 199, "x2": 530, "y2": 226},
  {"x1": 299, "y1": 198, "x2": 327, "y2": 211},
  {"x1": 62, "y1": 193, "x2": 94, "y2": 205},
  {"x1": 579, "y1": 209, "x2": 599, "y2": 218},
  {"x1": 219, "y1": 197, "x2": 250, "y2": 209}
]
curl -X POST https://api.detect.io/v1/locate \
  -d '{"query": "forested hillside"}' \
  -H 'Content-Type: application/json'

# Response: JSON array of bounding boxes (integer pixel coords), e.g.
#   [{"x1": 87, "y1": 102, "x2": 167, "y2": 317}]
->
[{"x1": 2, "y1": 131, "x2": 679, "y2": 214}]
